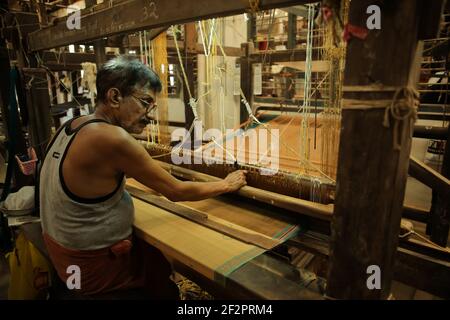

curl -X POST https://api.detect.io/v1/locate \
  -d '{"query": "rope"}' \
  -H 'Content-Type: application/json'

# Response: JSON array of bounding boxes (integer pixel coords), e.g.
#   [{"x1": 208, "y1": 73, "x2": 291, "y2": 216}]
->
[
  {"x1": 343, "y1": 87, "x2": 419, "y2": 150},
  {"x1": 301, "y1": 4, "x2": 314, "y2": 161},
  {"x1": 399, "y1": 221, "x2": 450, "y2": 252},
  {"x1": 198, "y1": 21, "x2": 209, "y2": 56},
  {"x1": 249, "y1": 0, "x2": 259, "y2": 13},
  {"x1": 383, "y1": 87, "x2": 419, "y2": 150}
]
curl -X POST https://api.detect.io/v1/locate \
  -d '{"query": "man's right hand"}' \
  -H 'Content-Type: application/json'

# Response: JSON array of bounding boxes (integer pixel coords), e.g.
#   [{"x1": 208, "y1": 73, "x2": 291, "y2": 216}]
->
[{"x1": 224, "y1": 170, "x2": 247, "y2": 192}]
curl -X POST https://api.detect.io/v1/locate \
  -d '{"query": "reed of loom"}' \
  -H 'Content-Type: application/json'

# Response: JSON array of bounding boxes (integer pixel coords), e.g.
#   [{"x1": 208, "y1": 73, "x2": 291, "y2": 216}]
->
[{"x1": 141, "y1": 142, "x2": 336, "y2": 204}]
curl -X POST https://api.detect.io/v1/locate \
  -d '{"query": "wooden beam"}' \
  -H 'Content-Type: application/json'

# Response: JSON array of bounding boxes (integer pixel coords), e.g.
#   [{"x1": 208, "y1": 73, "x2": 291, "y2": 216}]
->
[
  {"x1": 409, "y1": 155, "x2": 450, "y2": 196},
  {"x1": 326, "y1": 0, "x2": 433, "y2": 300},
  {"x1": 93, "y1": 39, "x2": 106, "y2": 66},
  {"x1": 127, "y1": 35, "x2": 242, "y2": 56},
  {"x1": 127, "y1": 185, "x2": 283, "y2": 250},
  {"x1": 28, "y1": 0, "x2": 311, "y2": 51},
  {"x1": 250, "y1": 48, "x2": 320, "y2": 63},
  {"x1": 394, "y1": 247, "x2": 450, "y2": 299},
  {"x1": 40, "y1": 51, "x2": 116, "y2": 65},
  {"x1": 413, "y1": 125, "x2": 448, "y2": 140},
  {"x1": 153, "y1": 159, "x2": 334, "y2": 221},
  {"x1": 288, "y1": 235, "x2": 450, "y2": 299}
]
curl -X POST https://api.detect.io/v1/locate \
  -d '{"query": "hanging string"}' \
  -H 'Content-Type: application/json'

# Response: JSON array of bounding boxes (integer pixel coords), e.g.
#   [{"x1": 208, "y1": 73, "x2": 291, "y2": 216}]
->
[
  {"x1": 382, "y1": 87, "x2": 419, "y2": 150},
  {"x1": 300, "y1": 4, "x2": 314, "y2": 162},
  {"x1": 248, "y1": 0, "x2": 260, "y2": 13},
  {"x1": 343, "y1": 87, "x2": 419, "y2": 151},
  {"x1": 210, "y1": 22, "x2": 335, "y2": 181}
]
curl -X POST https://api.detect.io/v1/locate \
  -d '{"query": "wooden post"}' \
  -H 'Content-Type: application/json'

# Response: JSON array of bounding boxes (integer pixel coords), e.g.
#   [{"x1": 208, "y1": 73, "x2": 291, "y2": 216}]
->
[
  {"x1": 429, "y1": 124, "x2": 450, "y2": 246},
  {"x1": 287, "y1": 13, "x2": 297, "y2": 50},
  {"x1": 94, "y1": 39, "x2": 106, "y2": 67},
  {"x1": 183, "y1": 23, "x2": 197, "y2": 146},
  {"x1": 184, "y1": 23, "x2": 197, "y2": 54},
  {"x1": 22, "y1": 69, "x2": 52, "y2": 160},
  {"x1": 326, "y1": 0, "x2": 439, "y2": 300},
  {"x1": 0, "y1": 18, "x2": 35, "y2": 191},
  {"x1": 247, "y1": 13, "x2": 256, "y2": 43},
  {"x1": 239, "y1": 42, "x2": 253, "y2": 124}
]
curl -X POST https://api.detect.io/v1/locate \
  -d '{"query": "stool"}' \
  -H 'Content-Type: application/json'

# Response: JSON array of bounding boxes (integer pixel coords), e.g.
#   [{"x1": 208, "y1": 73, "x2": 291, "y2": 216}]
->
[{"x1": 20, "y1": 223, "x2": 154, "y2": 300}]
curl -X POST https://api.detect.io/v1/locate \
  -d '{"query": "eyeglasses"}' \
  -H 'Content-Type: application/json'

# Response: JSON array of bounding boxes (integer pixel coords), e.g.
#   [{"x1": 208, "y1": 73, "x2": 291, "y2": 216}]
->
[{"x1": 132, "y1": 94, "x2": 157, "y2": 117}]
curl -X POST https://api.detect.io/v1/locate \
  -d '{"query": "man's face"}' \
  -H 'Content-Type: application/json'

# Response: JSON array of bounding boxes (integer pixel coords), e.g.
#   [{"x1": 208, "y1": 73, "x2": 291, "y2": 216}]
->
[{"x1": 116, "y1": 86, "x2": 157, "y2": 134}]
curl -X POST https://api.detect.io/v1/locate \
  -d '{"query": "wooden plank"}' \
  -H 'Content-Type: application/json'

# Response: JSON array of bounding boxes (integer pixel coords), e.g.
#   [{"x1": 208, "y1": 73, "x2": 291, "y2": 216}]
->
[
  {"x1": 326, "y1": 0, "x2": 426, "y2": 300},
  {"x1": 128, "y1": 185, "x2": 283, "y2": 250},
  {"x1": 127, "y1": 178, "x2": 299, "y2": 238},
  {"x1": 132, "y1": 197, "x2": 265, "y2": 281},
  {"x1": 403, "y1": 204, "x2": 429, "y2": 223},
  {"x1": 28, "y1": 0, "x2": 311, "y2": 51},
  {"x1": 394, "y1": 247, "x2": 450, "y2": 299}
]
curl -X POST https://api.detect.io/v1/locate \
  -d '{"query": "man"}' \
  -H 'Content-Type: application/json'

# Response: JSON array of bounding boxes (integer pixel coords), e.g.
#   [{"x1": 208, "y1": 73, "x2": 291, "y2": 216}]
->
[{"x1": 40, "y1": 56, "x2": 247, "y2": 298}]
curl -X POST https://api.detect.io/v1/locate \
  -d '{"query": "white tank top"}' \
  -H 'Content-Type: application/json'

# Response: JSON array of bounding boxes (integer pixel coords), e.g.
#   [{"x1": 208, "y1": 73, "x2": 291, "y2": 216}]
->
[{"x1": 40, "y1": 117, "x2": 134, "y2": 250}]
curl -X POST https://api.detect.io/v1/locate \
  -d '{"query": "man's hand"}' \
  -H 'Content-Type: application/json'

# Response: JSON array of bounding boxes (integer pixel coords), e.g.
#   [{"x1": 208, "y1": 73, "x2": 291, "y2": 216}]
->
[{"x1": 224, "y1": 170, "x2": 247, "y2": 192}]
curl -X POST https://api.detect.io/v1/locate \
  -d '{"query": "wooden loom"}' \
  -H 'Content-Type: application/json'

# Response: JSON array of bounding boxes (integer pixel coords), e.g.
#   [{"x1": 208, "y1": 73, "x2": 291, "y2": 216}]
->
[
  {"x1": 16, "y1": 0, "x2": 448, "y2": 299},
  {"x1": 126, "y1": 109, "x2": 341, "y2": 296}
]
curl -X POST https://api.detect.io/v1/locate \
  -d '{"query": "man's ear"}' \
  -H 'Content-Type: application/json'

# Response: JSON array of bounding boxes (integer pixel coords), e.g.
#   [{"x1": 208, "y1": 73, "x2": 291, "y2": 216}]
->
[{"x1": 106, "y1": 88, "x2": 122, "y2": 108}]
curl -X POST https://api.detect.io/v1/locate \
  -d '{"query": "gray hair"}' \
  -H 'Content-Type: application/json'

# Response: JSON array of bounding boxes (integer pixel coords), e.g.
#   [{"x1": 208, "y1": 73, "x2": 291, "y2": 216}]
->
[{"x1": 96, "y1": 56, "x2": 162, "y2": 102}]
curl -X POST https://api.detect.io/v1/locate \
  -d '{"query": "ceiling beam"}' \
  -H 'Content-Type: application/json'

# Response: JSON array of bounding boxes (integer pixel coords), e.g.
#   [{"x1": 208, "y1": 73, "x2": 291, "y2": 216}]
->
[{"x1": 28, "y1": 0, "x2": 310, "y2": 51}]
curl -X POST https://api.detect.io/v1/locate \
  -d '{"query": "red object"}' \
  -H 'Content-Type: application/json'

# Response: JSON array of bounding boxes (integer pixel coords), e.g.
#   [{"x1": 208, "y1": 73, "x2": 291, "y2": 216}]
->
[
  {"x1": 342, "y1": 23, "x2": 369, "y2": 42},
  {"x1": 322, "y1": 6, "x2": 333, "y2": 22},
  {"x1": 259, "y1": 41, "x2": 268, "y2": 50},
  {"x1": 110, "y1": 239, "x2": 133, "y2": 256},
  {"x1": 15, "y1": 147, "x2": 38, "y2": 176}
]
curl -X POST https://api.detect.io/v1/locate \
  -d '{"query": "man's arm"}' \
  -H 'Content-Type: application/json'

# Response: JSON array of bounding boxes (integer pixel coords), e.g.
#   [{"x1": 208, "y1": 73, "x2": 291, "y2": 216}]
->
[{"x1": 109, "y1": 129, "x2": 247, "y2": 202}]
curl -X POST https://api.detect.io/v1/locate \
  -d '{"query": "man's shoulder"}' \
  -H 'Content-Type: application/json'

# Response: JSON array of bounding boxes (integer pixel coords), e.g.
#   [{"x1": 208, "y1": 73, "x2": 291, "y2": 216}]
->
[{"x1": 77, "y1": 122, "x2": 134, "y2": 149}]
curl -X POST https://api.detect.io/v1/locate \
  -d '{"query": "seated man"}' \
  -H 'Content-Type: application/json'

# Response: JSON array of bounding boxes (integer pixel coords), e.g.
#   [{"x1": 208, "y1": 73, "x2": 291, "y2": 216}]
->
[{"x1": 40, "y1": 56, "x2": 247, "y2": 299}]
